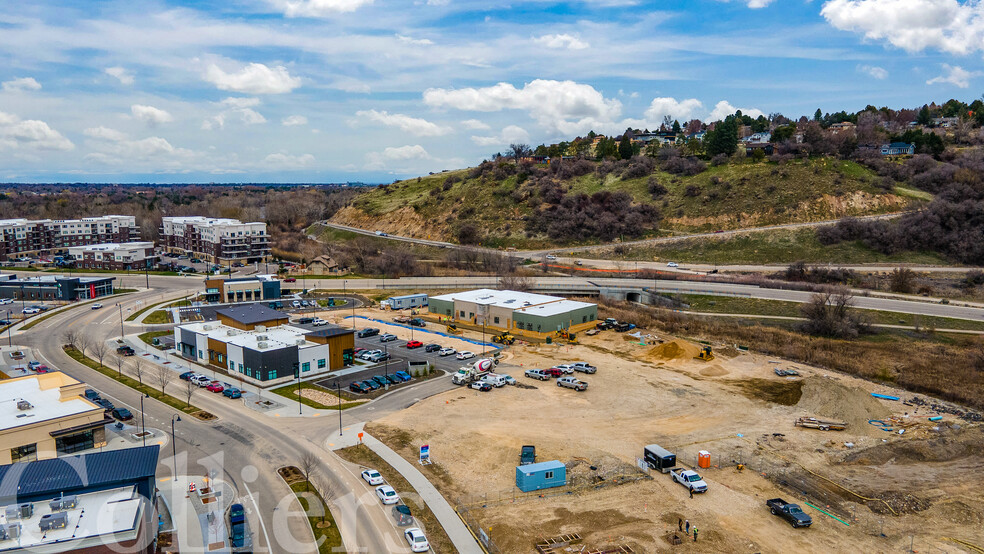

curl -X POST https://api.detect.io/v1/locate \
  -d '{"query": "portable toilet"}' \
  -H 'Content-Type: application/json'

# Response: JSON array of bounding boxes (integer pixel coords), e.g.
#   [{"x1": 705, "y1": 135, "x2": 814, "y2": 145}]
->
[
  {"x1": 516, "y1": 460, "x2": 566, "y2": 492},
  {"x1": 698, "y1": 450, "x2": 711, "y2": 469}
]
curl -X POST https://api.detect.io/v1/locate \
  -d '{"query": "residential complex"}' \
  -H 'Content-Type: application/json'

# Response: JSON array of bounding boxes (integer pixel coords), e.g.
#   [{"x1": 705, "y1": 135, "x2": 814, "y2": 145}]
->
[
  {"x1": 68, "y1": 241, "x2": 157, "y2": 270},
  {"x1": 429, "y1": 289, "x2": 598, "y2": 335},
  {"x1": 160, "y1": 216, "x2": 270, "y2": 263},
  {"x1": 204, "y1": 275, "x2": 281, "y2": 303},
  {"x1": 0, "y1": 274, "x2": 116, "y2": 301},
  {"x1": 174, "y1": 304, "x2": 354, "y2": 385},
  {"x1": 0, "y1": 445, "x2": 160, "y2": 553},
  {"x1": 0, "y1": 215, "x2": 140, "y2": 261},
  {"x1": 0, "y1": 372, "x2": 110, "y2": 465}
]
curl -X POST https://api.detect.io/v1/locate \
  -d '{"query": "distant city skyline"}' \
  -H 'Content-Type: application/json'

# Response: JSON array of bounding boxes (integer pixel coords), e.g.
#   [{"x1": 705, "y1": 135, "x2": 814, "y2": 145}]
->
[{"x1": 0, "y1": 0, "x2": 980, "y2": 183}]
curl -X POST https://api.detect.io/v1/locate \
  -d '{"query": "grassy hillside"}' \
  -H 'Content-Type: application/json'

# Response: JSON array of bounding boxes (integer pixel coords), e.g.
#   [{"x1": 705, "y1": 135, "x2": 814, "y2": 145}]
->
[
  {"x1": 584, "y1": 227, "x2": 949, "y2": 265},
  {"x1": 333, "y1": 156, "x2": 917, "y2": 248}
]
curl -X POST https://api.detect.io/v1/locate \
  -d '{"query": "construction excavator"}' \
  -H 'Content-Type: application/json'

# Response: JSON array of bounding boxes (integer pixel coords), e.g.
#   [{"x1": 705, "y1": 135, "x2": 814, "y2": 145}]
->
[
  {"x1": 492, "y1": 333, "x2": 515, "y2": 345},
  {"x1": 557, "y1": 329, "x2": 578, "y2": 344},
  {"x1": 695, "y1": 345, "x2": 714, "y2": 362}
]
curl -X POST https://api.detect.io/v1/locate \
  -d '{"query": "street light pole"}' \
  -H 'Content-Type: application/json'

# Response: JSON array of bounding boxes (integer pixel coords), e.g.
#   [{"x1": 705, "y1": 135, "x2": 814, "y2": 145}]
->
[
  {"x1": 384, "y1": 343, "x2": 388, "y2": 378},
  {"x1": 139, "y1": 394, "x2": 148, "y2": 446},
  {"x1": 170, "y1": 414, "x2": 181, "y2": 466},
  {"x1": 5, "y1": 310, "x2": 10, "y2": 347},
  {"x1": 335, "y1": 381, "x2": 342, "y2": 436},
  {"x1": 295, "y1": 363, "x2": 302, "y2": 415},
  {"x1": 117, "y1": 303, "x2": 124, "y2": 340}
]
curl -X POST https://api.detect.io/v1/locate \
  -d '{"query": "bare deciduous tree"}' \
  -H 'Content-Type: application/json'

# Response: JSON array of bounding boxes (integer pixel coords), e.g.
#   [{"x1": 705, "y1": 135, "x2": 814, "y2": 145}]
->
[
  {"x1": 76, "y1": 334, "x2": 90, "y2": 357},
  {"x1": 313, "y1": 476, "x2": 337, "y2": 524},
  {"x1": 92, "y1": 341, "x2": 108, "y2": 368},
  {"x1": 800, "y1": 289, "x2": 870, "y2": 338},
  {"x1": 155, "y1": 365, "x2": 173, "y2": 396},
  {"x1": 298, "y1": 451, "x2": 319, "y2": 492},
  {"x1": 133, "y1": 358, "x2": 145, "y2": 385},
  {"x1": 184, "y1": 379, "x2": 196, "y2": 408},
  {"x1": 63, "y1": 330, "x2": 78, "y2": 351},
  {"x1": 498, "y1": 273, "x2": 534, "y2": 292},
  {"x1": 111, "y1": 353, "x2": 125, "y2": 376}
]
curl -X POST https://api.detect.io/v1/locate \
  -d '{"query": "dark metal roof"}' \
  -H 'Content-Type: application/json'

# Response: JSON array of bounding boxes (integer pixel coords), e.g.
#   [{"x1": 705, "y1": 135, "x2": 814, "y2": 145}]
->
[
  {"x1": 0, "y1": 445, "x2": 159, "y2": 499},
  {"x1": 305, "y1": 327, "x2": 355, "y2": 338},
  {"x1": 216, "y1": 303, "x2": 287, "y2": 325}
]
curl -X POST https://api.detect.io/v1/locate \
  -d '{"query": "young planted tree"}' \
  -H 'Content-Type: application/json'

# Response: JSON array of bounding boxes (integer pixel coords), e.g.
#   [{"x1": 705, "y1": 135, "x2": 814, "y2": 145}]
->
[
  {"x1": 92, "y1": 342, "x2": 108, "y2": 368},
  {"x1": 155, "y1": 365, "x2": 173, "y2": 396},
  {"x1": 112, "y1": 352, "x2": 125, "y2": 376},
  {"x1": 184, "y1": 379, "x2": 196, "y2": 408},
  {"x1": 298, "y1": 451, "x2": 319, "y2": 492},
  {"x1": 63, "y1": 330, "x2": 78, "y2": 351},
  {"x1": 133, "y1": 358, "x2": 145, "y2": 385},
  {"x1": 313, "y1": 476, "x2": 337, "y2": 525}
]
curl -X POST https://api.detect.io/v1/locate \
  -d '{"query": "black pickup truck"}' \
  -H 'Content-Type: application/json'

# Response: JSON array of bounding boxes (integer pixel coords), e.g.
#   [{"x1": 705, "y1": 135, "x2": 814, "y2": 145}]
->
[
  {"x1": 116, "y1": 345, "x2": 135, "y2": 356},
  {"x1": 766, "y1": 498, "x2": 812, "y2": 528}
]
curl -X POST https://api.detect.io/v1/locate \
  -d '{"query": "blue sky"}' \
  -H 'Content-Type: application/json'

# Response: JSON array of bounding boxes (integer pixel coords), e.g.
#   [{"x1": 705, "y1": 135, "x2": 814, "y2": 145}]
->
[{"x1": 0, "y1": 0, "x2": 981, "y2": 183}]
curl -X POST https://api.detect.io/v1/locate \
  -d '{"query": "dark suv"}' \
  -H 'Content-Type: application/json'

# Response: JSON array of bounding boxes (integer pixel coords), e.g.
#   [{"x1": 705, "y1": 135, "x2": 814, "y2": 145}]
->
[{"x1": 357, "y1": 328, "x2": 380, "y2": 338}]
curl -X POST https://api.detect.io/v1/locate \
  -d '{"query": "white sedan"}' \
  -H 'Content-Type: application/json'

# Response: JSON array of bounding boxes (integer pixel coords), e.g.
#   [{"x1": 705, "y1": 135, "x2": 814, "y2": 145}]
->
[
  {"x1": 456, "y1": 351, "x2": 475, "y2": 360},
  {"x1": 404, "y1": 527, "x2": 430, "y2": 552},
  {"x1": 667, "y1": 261, "x2": 679, "y2": 267},
  {"x1": 22, "y1": 308, "x2": 40, "y2": 314},
  {"x1": 361, "y1": 469, "x2": 384, "y2": 486},
  {"x1": 375, "y1": 485, "x2": 399, "y2": 505},
  {"x1": 438, "y1": 347, "x2": 456, "y2": 357},
  {"x1": 91, "y1": 303, "x2": 103, "y2": 310}
]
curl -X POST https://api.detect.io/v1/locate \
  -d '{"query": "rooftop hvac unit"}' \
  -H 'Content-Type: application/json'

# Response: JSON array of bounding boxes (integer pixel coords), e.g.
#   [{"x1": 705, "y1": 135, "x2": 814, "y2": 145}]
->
[
  {"x1": 49, "y1": 496, "x2": 77, "y2": 511},
  {"x1": 296, "y1": 338, "x2": 306, "y2": 346},
  {"x1": 257, "y1": 342, "x2": 268, "y2": 349},
  {"x1": 256, "y1": 325, "x2": 267, "y2": 332},
  {"x1": 16, "y1": 400, "x2": 32, "y2": 411},
  {"x1": 4, "y1": 504, "x2": 32, "y2": 520},
  {"x1": 226, "y1": 329, "x2": 238, "y2": 336},
  {"x1": 255, "y1": 335, "x2": 268, "y2": 341},
  {"x1": 39, "y1": 512, "x2": 68, "y2": 531},
  {"x1": 0, "y1": 523, "x2": 21, "y2": 541},
  {"x1": 202, "y1": 324, "x2": 213, "y2": 331}
]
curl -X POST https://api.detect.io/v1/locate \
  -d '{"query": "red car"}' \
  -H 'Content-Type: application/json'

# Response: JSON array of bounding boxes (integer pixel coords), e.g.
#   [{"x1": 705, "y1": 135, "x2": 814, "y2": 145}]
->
[
  {"x1": 284, "y1": 278, "x2": 296, "y2": 283},
  {"x1": 542, "y1": 367, "x2": 564, "y2": 378},
  {"x1": 35, "y1": 366, "x2": 50, "y2": 374},
  {"x1": 405, "y1": 340, "x2": 423, "y2": 349},
  {"x1": 206, "y1": 382, "x2": 224, "y2": 393}
]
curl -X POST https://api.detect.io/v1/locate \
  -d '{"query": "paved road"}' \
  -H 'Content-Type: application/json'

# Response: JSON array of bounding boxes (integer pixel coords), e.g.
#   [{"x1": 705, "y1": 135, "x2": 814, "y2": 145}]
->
[{"x1": 318, "y1": 212, "x2": 905, "y2": 257}]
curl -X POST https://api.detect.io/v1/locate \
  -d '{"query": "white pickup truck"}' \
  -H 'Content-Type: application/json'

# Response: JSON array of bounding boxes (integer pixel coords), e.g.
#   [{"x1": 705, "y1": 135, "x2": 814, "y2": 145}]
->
[
  {"x1": 556, "y1": 376, "x2": 588, "y2": 391},
  {"x1": 670, "y1": 468, "x2": 708, "y2": 493}
]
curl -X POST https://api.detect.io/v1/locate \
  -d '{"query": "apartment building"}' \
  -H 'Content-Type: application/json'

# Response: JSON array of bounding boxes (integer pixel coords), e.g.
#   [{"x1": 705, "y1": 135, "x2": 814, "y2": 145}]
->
[
  {"x1": 160, "y1": 216, "x2": 270, "y2": 263},
  {"x1": 0, "y1": 215, "x2": 140, "y2": 261},
  {"x1": 68, "y1": 242, "x2": 158, "y2": 270}
]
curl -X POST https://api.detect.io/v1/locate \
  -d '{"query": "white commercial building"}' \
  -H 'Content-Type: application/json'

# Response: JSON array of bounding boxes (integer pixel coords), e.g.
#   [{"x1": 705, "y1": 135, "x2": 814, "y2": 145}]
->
[
  {"x1": 0, "y1": 215, "x2": 140, "y2": 260},
  {"x1": 68, "y1": 241, "x2": 157, "y2": 270},
  {"x1": 160, "y1": 216, "x2": 270, "y2": 262}
]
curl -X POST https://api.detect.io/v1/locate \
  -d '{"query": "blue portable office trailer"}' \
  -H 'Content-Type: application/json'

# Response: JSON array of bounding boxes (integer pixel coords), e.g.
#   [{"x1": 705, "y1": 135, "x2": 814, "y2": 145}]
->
[
  {"x1": 385, "y1": 293, "x2": 428, "y2": 310},
  {"x1": 516, "y1": 460, "x2": 566, "y2": 492}
]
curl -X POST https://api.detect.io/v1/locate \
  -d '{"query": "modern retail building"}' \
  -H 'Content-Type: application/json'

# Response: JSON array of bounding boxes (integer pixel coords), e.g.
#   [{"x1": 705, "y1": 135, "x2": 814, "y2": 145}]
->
[
  {"x1": 0, "y1": 445, "x2": 160, "y2": 553},
  {"x1": 0, "y1": 274, "x2": 116, "y2": 302},
  {"x1": 204, "y1": 275, "x2": 281, "y2": 303},
  {"x1": 428, "y1": 288, "x2": 597, "y2": 335},
  {"x1": 160, "y1": 216, "x2": 270, "y2": 263},
  {"x1": 0, "y1": 372, "x2": 111, "y2": 465},
  {"x1": 174, "y1": 304, "x2": 354, "y2": 384},
  {"x1": 0, "y1": 215, "x2": 141, "y2": 260},
  {"x1": 68, "y1": 241, "x2": 158, "y2": 270}
]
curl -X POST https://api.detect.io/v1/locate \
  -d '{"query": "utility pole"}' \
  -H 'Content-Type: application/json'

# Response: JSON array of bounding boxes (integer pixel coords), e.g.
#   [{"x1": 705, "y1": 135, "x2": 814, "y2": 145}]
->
[
  {"x1": 335, "y1": 381, "x2": 342, "y2": 436},
  {"x1": 118, "y1": 303, "x2": 124, "y2": 340}
]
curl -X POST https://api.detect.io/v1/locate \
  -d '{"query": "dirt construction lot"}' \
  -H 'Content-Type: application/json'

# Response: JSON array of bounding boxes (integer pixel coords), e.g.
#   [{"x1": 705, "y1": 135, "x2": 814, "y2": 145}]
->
[{"x1": 367, "y1": 330, "x2": 984, "y2": 553}]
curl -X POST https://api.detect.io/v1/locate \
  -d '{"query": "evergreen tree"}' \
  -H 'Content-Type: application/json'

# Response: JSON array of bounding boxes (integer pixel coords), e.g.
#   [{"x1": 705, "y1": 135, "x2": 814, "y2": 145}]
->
[
  {"x1": 814, "y1": 108, "x2": 823, "y2": 122},
  {"x1": 917, "y1": 105, "x2": 932, "y2": 126},
  {"x1": 672, "y1": 120, "x2": 682, "y2": 134},
  {"x1": 705, "y1": 116, "x2": 739, "y2": 157},
  {"x1": 618, "y1": 135, "x2": 633, "y2": 160}
]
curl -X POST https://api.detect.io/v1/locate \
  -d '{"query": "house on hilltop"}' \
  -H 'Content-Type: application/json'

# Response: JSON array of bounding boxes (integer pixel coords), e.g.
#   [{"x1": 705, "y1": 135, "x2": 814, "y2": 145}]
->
[{"x1": 881, "y1": 142, "x2": 915, "y2": 156}]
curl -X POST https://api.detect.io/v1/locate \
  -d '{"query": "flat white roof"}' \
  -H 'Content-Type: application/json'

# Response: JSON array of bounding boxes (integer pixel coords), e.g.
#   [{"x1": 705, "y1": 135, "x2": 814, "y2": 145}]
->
[
  {"x1": 0, "y1": 375, "x2": 101, "y2": 432},
  {"x1": 515, "y1": 299, "x2": 596, "y2": 318},
  {"x1": 430, "y1": 288, "x2": 562, "y2": 309},
  {"x1": 182, "y1": 322, "x2": 316, "y2": 351},
  {"x1": 68, "y1": 242, "x2": 153, "y2": 251},
  {"x1": 0, "y1": 486, "x2": 142, "y2": 549}
]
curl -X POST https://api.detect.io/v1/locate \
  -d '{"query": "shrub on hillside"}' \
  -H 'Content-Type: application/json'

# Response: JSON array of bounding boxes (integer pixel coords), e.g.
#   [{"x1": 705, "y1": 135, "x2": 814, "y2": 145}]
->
[{"x1": 526, "y1": 190, "x2": 660, "y2": 242}]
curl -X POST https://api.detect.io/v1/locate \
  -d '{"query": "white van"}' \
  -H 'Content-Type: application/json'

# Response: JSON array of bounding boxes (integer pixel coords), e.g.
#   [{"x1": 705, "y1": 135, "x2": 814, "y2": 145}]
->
[{"x1": 481, "y1": 374, "x2": 508, "y2": 388}]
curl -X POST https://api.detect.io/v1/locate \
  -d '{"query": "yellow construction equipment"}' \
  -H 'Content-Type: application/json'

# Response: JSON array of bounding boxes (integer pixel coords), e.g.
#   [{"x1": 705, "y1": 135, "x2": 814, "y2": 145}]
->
[
  {"x1": 446, "y1": 323, "x2": 462, "y2": 335},
  {"x1": 695, "y1": 345, "x2": 714, "y2": 361},
  {"x1": 491, "y1": 333, "x2": 515, "y2": 345},
  {"x1": 557, "y1": 329, "x2": 578, "y2": 344}
]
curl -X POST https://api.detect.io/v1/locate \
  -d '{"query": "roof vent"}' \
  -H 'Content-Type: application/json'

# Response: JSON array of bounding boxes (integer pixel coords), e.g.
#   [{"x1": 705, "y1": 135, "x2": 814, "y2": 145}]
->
[
  {"x1": 257, "y1": 342, "x2": 268, "y2": 349},
  {"x1": 256, "y1": 335, "x2": 268, "y2": 341},
  {"x1": 16, "y1": 400, "x2": 32, "y2": 411},
  {"x1": 202, "y1": 324, "x2": 213, "y2": 331},
  {"x1": 226, "y1": 329, "x2": 238, "y2": 336},
  {"x1": 296, "y1": 338, "x2": 306, "y2": 346},
  {"x1": 256, "y1": 325, "x2": 267, "y2": 332}
]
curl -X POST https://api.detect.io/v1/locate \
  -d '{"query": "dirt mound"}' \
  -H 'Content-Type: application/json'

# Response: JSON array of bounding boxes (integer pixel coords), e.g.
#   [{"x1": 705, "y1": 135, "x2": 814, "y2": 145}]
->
[
  {"x1": 842, "y1": 427, "x2": 984, "y2": 465},
  {"x1": 729, "y1": 378, "x2": 803, "y2": 406},
  {"x1": 699, "y1": 364, "x2": 729, "y2": 377},
  {"x1": 644, "y1": 340, "x2": 699, "y2": 361},
  {"x1": 796, "y1": 376, "x2": 891, "y2": 432}
]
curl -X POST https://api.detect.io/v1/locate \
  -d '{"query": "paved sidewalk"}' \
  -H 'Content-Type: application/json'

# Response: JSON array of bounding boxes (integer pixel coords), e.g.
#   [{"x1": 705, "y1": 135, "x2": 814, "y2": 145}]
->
[{"x1": 327, "y1": 426, "x2": 482, "y2": 554}]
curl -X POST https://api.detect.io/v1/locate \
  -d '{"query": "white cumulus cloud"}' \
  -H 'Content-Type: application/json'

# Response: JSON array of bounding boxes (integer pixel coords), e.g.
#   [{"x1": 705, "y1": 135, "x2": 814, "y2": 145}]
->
[
  {"x1": 0, "y1": 111, "x2": 74, "y2": 151},
  {"x1": 821, "y1": 0, "x2": 984, "y2": 55},
  {"x1": 355, "y1": 109, "x2": 451, "y2": 136},
  {"x1": 461, "y1": 119, "x2": 491, "y2": 130},
  {"x1": 708, "y1": 100, "x2": 765, "y2": 122},
  {"x1": 1, "y1": 77, "x2": 41, "y2": 92},
  {"x1": 220, "y1": 97, "x2": 262, "y2": 109},
  {"x1": 364, "y1": 144, "x2": 432, "y2": 170},
  {"x1": 471, "y1": 125, "x2": 530, "y2": 147},
  {"x1": 274, "y1": 0, "x2": 374, "y2": 16},
  {"x1": 131, "y1": 104, "x2": 174, "y2": 126},
  {"x1": 533, "y1": 33, "x2": 589, "y2": 50},
  {"x1": 926, "y1": 64, "x2": 979, "y2": 88},
  {"x1": 282, "y1": 115, "x2": 308, "y2": 126},
  {"x1": 424, "y1": 79, "x2": 622, "y2": 135},
  {"x1": 396, "y1": 34, "x2": 434, "y2": 46},
  {"x1": 204, "y1": 62, "x2": 301, "y2": 94},
  {"x1": 104, "y1": 67, "x2": 134, "y2": 85},
  {"x1": 857, "y1": 64, "x2": 889, "y2": 79},
  {"x1": 643, "y1": 97, "x2": 704, "y2": 125},
  {"x1": 83, "y1": 126, "x2": 128, "y2": 142}
]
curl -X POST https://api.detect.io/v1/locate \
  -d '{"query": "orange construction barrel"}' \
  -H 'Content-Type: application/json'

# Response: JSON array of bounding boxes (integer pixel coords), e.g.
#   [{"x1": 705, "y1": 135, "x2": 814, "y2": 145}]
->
[{"x1": 697, "y1": 450, "x2": 711, "y2": 469}]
